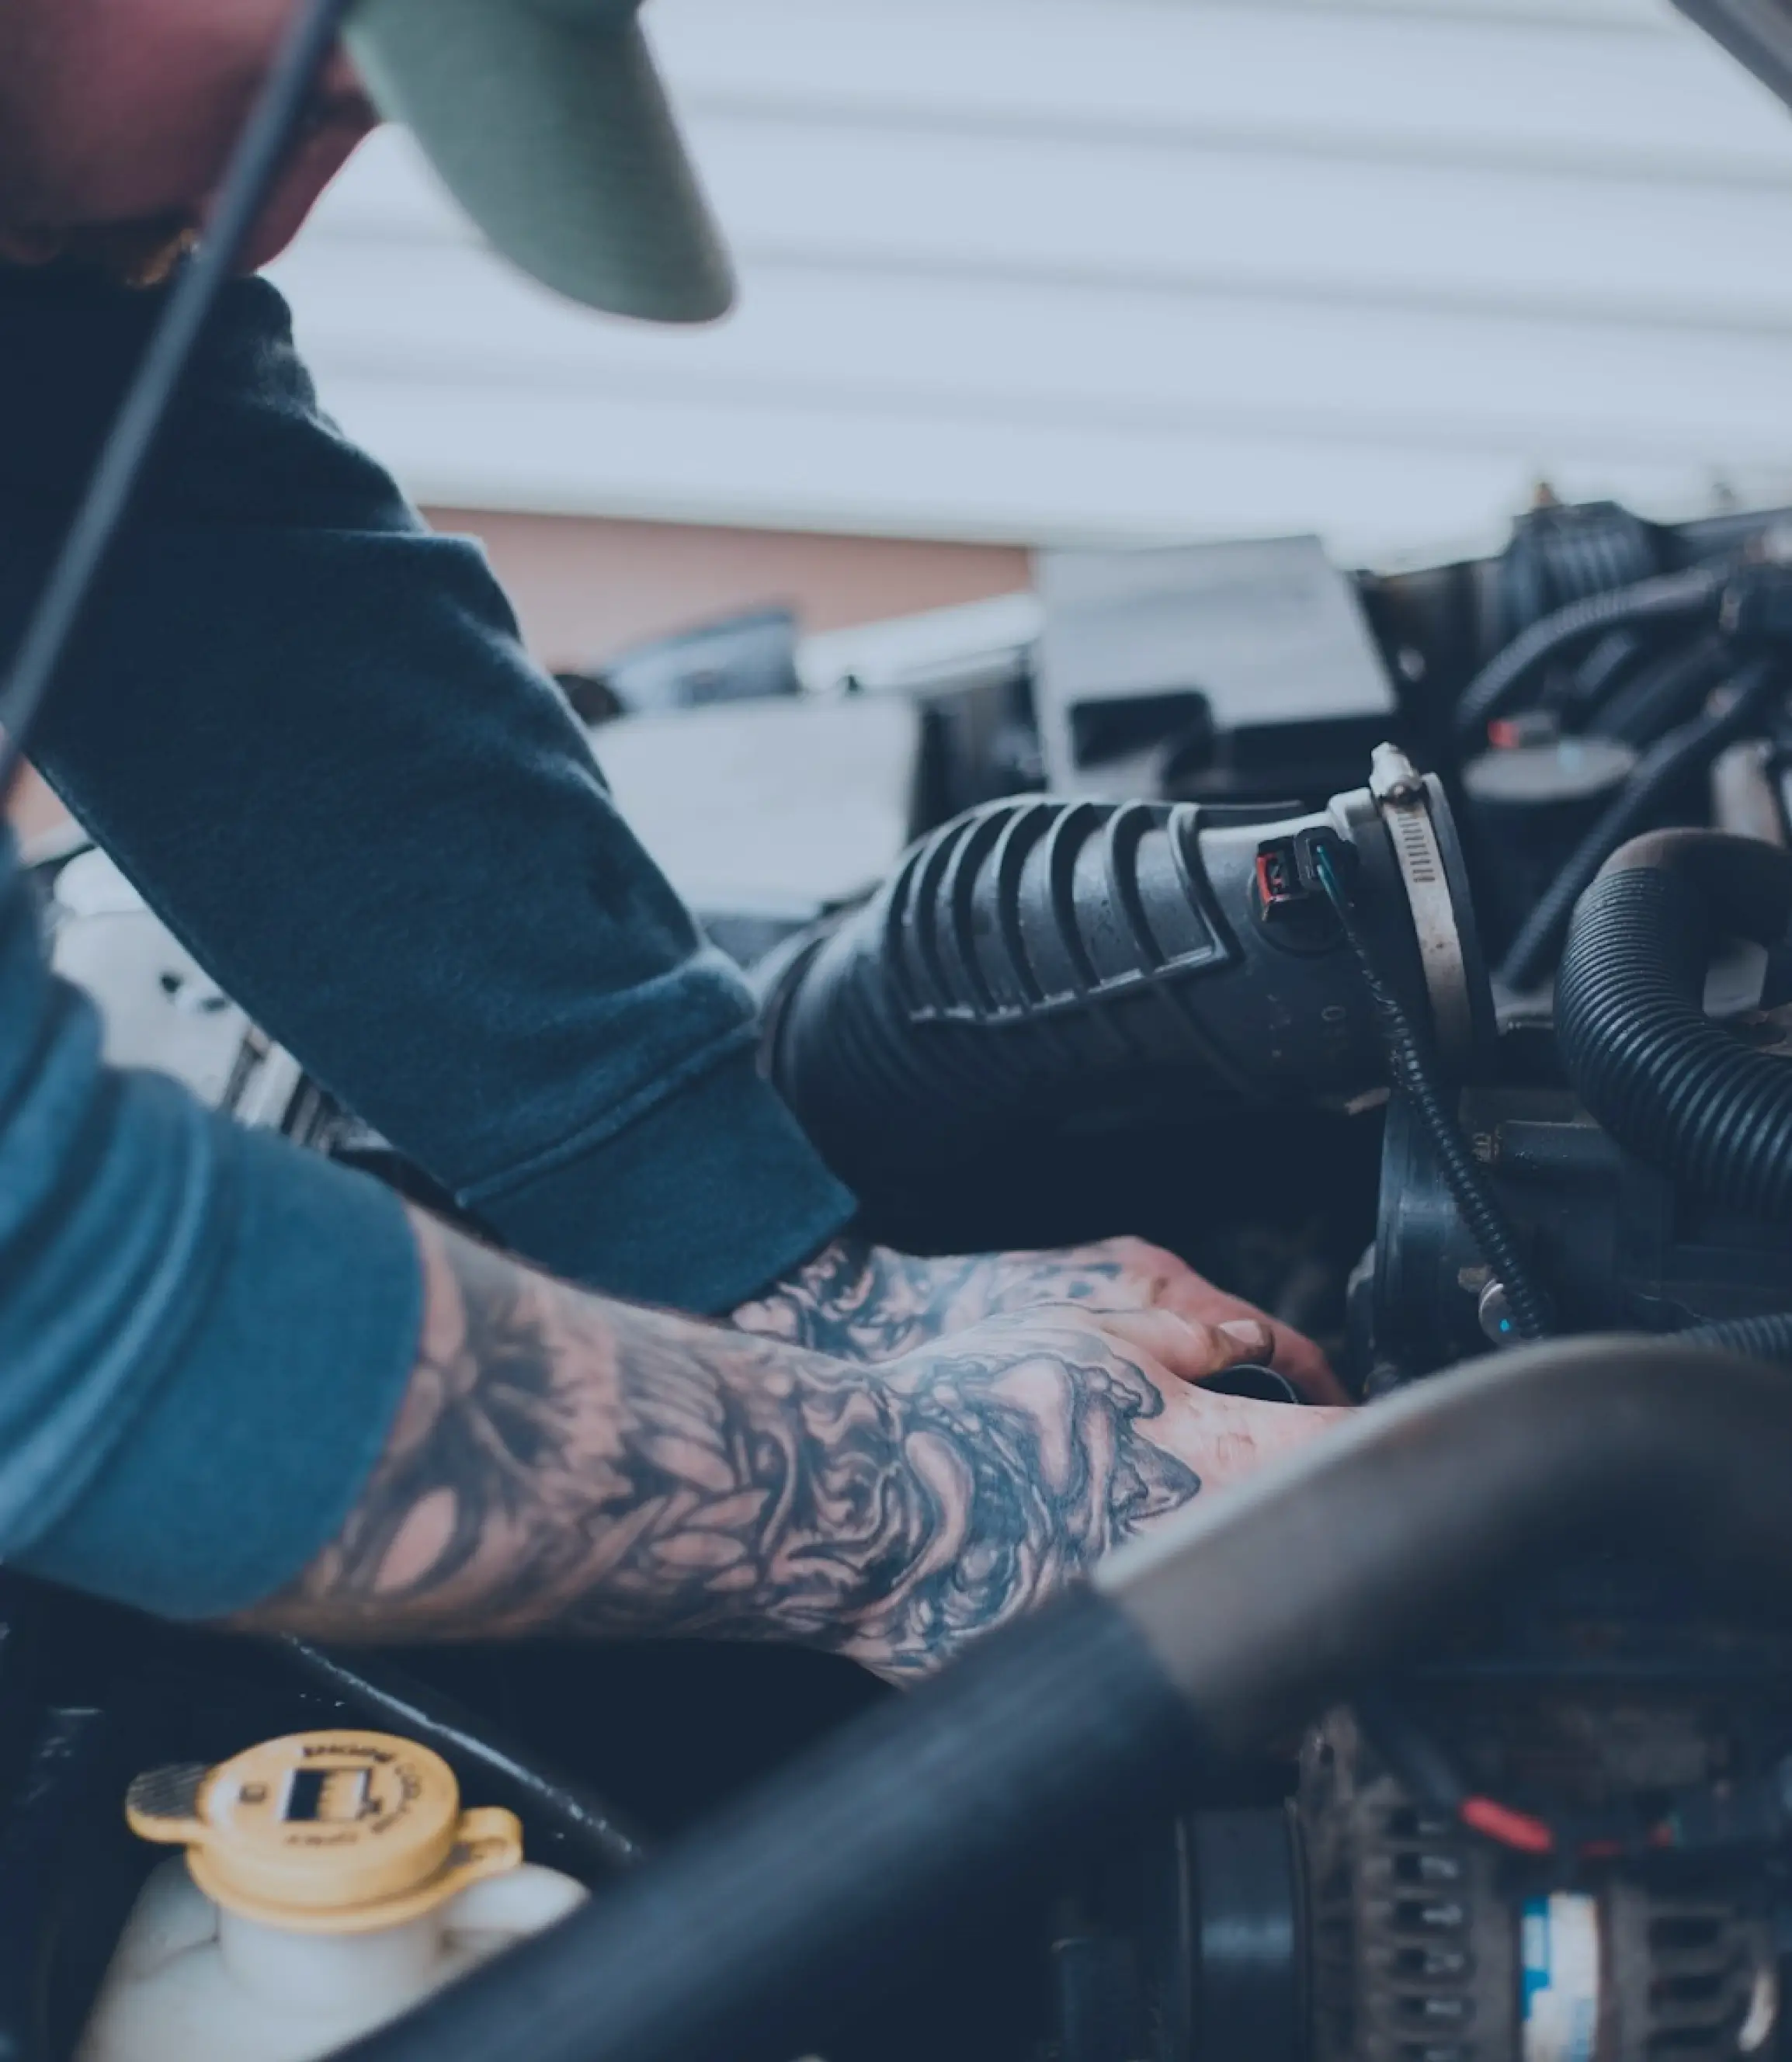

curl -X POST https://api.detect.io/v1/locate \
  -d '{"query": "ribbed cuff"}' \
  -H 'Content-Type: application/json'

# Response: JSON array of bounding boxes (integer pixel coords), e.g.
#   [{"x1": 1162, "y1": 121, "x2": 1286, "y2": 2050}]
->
[
  {"x1": 470, "y1": 1047, "x2": 857, "y2": 1313},
  {"x1": 21, "y1": 1127, "x2": 424, "y2": 1620}
]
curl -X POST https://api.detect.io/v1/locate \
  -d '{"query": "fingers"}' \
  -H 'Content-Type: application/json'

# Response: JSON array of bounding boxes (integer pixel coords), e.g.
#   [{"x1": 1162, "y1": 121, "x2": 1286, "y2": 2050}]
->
[
  {"x1": 1250, "y1": 1317, "x2": 1349, "y2": 1407},
  {"x1": 1091, "y1": 1305, "x2": 1273, "y2": 1385},
  {"x1": 1085, "y1": 1307, "x2": 1356, "y2": 1498},
  {"x1": 1084, "y1": 1300, "x2": 1349, "y2": 1487},
  {"x1": 1092, "y1": 1238, "x2": 1349, "y2": 1406}
]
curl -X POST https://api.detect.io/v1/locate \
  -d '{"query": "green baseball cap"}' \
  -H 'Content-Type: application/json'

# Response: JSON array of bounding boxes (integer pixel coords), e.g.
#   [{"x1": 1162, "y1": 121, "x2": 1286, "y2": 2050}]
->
[{"x1": 346, "y1": 0, "x2": 736, "y2": 323}]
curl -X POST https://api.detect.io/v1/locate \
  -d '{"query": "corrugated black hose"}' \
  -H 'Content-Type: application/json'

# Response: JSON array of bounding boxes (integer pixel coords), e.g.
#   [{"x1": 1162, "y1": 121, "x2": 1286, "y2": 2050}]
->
[
  {"x1": 1453, "y1": 564, "x2": 1728, "y2": 749},
  {"x1": 1585, "y1": 630, "x2": 1735, "y2": 747},
  {"x1": 1681, "y1": 1311, "x2": 1792, "y2": 1364},
  {"x1": 1556, "y1": 827, "x2": 1792, "y2": 1221},
  {"x1": 1550, "y1": 629, "x2": 1649, "y2": 721},
  {"x1": 1553, "y1": 827, "x2": 1792, "y2": 1365},
  {"x1": 1497, "y1": 502, "x2": 1664, "y2": 651},
  {"x1": 1312, "y1": 844, "x2": 1552, "y2": 1341},
  {"x1": 1499, "y1": 658, "x2": 1782, "y2": 993}
]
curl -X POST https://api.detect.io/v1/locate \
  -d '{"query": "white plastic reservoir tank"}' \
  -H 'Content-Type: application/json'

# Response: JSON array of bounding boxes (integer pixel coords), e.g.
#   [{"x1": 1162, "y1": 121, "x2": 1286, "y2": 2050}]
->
[{"x1": 78, "y1": 1729, "x2": 588, "y2": 2062}]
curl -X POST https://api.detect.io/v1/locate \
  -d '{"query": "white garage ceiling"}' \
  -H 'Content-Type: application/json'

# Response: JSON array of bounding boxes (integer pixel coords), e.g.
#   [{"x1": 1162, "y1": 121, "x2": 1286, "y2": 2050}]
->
[{"x1": 269, "y1": 0, "x2": 1792, "y2": 564}]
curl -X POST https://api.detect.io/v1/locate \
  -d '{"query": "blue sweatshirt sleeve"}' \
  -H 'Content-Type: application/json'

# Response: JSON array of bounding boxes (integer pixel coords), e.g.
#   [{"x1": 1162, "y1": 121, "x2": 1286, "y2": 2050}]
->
[
  {"x1": 0, "y1": 265, "x2": 854, "y2": 1314},
  {"x1": 0, "y1": 834, "x2": 423, "y2": 1619}
]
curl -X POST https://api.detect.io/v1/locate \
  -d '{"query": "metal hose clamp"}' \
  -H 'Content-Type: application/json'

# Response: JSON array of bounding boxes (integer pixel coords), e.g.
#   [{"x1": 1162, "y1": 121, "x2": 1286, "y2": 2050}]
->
[{"x1": 1369, "y1": 743, "x2": 1475, "y2": 1064}]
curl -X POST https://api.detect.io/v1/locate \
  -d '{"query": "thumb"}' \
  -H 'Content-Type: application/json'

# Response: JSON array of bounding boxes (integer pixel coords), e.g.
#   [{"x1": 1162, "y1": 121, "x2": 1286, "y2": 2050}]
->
[{"x1": 1095, "y1": 1307, "x2": 1273, "y2": 1384}]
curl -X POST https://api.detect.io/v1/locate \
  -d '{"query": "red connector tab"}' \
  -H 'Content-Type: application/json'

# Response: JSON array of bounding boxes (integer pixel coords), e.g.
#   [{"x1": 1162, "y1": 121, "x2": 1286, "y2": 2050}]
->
[
  {"x1": 1460, "y1": 1796, "x2": 1557, "y2": 1855},
  {"x1": 1255, "y1": 845, "x2": 1301, "y2": 911},
  {"x1": 1253, "y1": 838, "x2": 1331, "y2": 948},
  {"x1": 1254, "y1": 828, "x2": 1356, "y2": 936}
]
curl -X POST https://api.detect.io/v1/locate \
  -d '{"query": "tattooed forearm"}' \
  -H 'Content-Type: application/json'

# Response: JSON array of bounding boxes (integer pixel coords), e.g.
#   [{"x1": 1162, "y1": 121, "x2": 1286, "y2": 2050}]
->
[{"x1": 247, "y1": 1215, "x2": 1203, "y2": 1678}]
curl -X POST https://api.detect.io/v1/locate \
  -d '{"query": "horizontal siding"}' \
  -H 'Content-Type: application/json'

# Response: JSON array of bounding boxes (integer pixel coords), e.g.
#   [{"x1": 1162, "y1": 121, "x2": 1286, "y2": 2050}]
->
[
  {"x1": 269, "y1": 0, "x2": 1792, "y2": 559},
  {"x1": 649, "y1": 0, "x2": 1792, "y2": 175}
]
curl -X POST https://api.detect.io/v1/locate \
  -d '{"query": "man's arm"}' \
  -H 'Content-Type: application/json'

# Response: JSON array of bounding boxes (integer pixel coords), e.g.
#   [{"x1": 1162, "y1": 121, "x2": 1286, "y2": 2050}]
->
[
  {"x1": 0, "y1": 829, "x2": 424, "y2": 1620},
  {"x1": 0, "y1": 826, "x2": 1334, "y2": 1643},
  {"x1": 248, "y1": 1212, "x2": 1340, "y2": 1681},
  {"x1": 2, "y1": 262, "x2": 853, "y2": 1315},
  {"x1": 1, "y1": 269, "x2": 1346, "y2": 1376}
]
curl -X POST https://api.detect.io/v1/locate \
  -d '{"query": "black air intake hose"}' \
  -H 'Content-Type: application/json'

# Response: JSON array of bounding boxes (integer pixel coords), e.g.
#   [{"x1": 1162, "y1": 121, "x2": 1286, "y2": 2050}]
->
[
  {"x1": 1556, "y1": 827, "x2": 1792, "y2": 1220},
  {"x1": 766, "y1": 790, "x2": 1458, "y2": 1197},
  {"x1": 1453, "y1": 564, "x2": 1727, "y2": 747}
]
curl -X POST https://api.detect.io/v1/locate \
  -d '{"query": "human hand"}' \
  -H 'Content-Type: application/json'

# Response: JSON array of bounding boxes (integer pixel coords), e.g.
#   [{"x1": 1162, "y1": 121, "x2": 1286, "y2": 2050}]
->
[
  {"x1": 831, "y1": 1302, "x2": 1345, "y2": 1682},
  {"x1": 255, "y1": 1213, "x2": 1342, "y2": 1681},
  {"x1": 732, "y1": 1234, "x2": 1345, "y2": 1404}
]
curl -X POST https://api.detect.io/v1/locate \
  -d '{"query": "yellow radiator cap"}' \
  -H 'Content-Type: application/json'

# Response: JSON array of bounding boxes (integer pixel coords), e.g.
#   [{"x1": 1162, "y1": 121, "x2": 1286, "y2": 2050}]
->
[{"x1": 125, "y1": 1730, "x2": 523, "y2": 1935}]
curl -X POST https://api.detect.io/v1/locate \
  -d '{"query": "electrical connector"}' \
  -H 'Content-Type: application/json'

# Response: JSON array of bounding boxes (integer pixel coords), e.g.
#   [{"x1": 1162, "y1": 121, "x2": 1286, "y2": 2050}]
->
[{"x1": 1253, "y1": 828, "x2": 1356, "y2": 946}]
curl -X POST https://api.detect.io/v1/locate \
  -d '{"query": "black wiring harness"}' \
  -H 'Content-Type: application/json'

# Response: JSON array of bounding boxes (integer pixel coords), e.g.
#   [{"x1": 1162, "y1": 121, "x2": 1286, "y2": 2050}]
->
[
  {"x1": 1453, "y1": 529, "x2": 1792, "y2": 995},
  {"x1": 1453, "y1": 564, "x2": 1730, "y2": 752},
  {"x1": 1312, "y1": 839, "x2": 1553, "y2": 1342},
  {"x1": 1357, "y1": 1686, "x2": 1792, "y2": 1863},
  {"x1": 1498, "y1": 658, "x2": 1782, "y2": 991}
]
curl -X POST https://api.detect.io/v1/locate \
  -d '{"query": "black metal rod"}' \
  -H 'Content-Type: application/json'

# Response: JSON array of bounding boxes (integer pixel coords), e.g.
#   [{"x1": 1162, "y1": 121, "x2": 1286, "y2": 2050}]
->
[{"x1": 0, "y1": 0, "x2": 357, "y2": 798}]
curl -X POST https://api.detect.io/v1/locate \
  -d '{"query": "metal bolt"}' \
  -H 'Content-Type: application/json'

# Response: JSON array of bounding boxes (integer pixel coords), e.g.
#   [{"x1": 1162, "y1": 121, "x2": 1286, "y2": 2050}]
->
[{"x1": 1478, "y1": 1279, "x2": 1519, "y2": 1347}]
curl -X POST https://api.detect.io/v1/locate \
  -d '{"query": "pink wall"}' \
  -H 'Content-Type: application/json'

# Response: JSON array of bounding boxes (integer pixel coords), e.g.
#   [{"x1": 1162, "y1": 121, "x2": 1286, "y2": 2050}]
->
[
  {"x1": 425, "y1": 509, "x2": 1030, "y2": 671},
  {"x1": 10, "y1": 767, "x2": 65, "y2": 845}
]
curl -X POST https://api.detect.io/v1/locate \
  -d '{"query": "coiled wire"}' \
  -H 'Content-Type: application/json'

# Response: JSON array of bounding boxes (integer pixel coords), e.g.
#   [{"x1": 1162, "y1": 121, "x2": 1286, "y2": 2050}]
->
[{"x1": 1314, "y1": 844, "x2": 1552, "y2": 1342}]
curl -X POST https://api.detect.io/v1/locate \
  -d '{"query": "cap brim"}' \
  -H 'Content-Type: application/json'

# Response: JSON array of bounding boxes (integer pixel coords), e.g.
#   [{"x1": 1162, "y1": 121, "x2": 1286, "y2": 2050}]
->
[
  {"x1": 1671, "y1": 0, "x2": 1792, "y2": 110},
  {"x1": 346, "y1": 0, "x2": 736, "y2": 324}
]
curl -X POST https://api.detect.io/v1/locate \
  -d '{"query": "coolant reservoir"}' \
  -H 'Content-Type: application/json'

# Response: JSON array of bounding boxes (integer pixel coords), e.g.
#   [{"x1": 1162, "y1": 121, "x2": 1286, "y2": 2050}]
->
[{"x1": 78, "y1": 1729, "x2": 587, "y2": 2062}]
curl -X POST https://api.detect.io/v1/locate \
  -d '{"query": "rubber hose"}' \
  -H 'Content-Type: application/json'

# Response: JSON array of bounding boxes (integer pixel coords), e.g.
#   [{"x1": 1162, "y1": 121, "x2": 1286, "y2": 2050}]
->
[
  {"x1": 1499, "y1": 659, "x2": 1780, "y2": 992},
  {"x1": 1497, "y1": 502, "x2": 1662, "y2": 647},
  {"x1": 1315, "y1": 847, "x2": 1551, "y2": 1339},
  {"x1": 1556, "y1": 827, "x2": 1792, "y2": 1219},
  {"x1": 272, "y1": 1641, "x2": 648, "y2": 1875},
  {"x1": 1550, "y1": 629, "x2": 1648, "y2": 720},
  {"x1": 1586, "y1": 630, "x2": 1733, "y2": 747},
  {"x1": 1682, "y1": 1310, "x2": 1792, "y2": 1364},
  {"x1": 328, "y1": 1594, "x2": 1205, "y2": 2062},
  {"x1": 339, "y1": 1341, "x2": 1792, "y2": 2062},
  {"x1": 1106, "y1": 1338, "x2": 1792, "y2": 1749},
  {"x1": 1453, "y1": 564, "x2": 1726, "y2": 748},
  {"x1": 764, "y1": 796, "x2": 1399, "y2": 1197},
  {"x1": 765, "y1": 800, "x2": 1248, "y2": 1190}
]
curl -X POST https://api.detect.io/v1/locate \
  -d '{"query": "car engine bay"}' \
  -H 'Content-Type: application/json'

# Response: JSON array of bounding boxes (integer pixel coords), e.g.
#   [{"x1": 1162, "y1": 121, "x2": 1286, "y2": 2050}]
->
[{"x1": 12, "y1": 490, "x2": 1792, "y2": 2062}]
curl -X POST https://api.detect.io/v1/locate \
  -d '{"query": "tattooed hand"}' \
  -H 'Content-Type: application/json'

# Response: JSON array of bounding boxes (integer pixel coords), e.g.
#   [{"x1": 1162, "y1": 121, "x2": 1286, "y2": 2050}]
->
[
  {"x1": 825, "y1": 1303, "x2": 1335, "y2": 1679},
  {"x1": 248, "y1": 1213, "x2": 1342, "y2": 1680},
  {"x1": 732, "y1": 1236, "x2": 1345, "y2": 1404}
]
